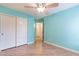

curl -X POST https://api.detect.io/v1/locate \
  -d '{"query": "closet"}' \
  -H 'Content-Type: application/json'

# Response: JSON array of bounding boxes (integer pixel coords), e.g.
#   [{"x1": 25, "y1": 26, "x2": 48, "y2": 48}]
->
[
  {"x1": 0, "y1": 14, "x2": 16, "y2": 50},
  {"x1": 16, "y1": 17, "x2": 27, "y2": 46},
  {"x1": 0, "y1": 14, "x2": 27, "y2": 50}
]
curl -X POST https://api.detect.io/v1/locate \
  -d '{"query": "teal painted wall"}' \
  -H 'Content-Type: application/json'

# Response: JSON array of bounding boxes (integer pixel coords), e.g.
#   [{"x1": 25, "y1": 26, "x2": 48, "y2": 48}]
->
[
  {"x1": 44, "y1": 5, "x2": 79, "y2": 51},
  {"x1": 27, "y1": 17, "x2": 35, "y2": 43},
  {"x1": 0, "y1": 5, "x2": 35, "y2": 44}
]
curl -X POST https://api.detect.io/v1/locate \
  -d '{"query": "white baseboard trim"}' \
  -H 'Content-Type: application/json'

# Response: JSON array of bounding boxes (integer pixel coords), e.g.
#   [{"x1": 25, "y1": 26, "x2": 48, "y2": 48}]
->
[
  {"x1": 44, "y1": 41, "x2": 79, "y2": 54},
  {"x1": 28, "y1": 41, "x2": 34, "y2": 44}
]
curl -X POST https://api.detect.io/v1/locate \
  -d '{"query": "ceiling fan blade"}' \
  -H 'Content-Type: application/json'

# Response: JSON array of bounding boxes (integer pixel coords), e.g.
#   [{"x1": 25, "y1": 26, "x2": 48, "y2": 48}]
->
[
  {"x1": 46, "y1": 3, "x2": 59, "y2": 8},
  {"x1": 24, "y1": 6, "x2": 36, "y2": 8}
]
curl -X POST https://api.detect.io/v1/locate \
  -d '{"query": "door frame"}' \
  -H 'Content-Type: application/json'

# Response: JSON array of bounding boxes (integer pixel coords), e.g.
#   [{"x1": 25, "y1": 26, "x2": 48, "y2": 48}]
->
[{"x1": 35, "y1": 22, "x2": 44, "y2": 43}]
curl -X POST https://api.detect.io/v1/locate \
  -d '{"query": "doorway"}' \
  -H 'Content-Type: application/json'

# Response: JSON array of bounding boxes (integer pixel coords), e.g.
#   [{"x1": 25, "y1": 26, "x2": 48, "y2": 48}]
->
[{"x1": 35, "y1": 23, "x2": 43, "y2": 44}]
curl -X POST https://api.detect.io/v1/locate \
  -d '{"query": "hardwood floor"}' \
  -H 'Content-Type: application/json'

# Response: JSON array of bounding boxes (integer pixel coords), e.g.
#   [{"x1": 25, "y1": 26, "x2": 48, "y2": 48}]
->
[{"x1": 0, "y1": 38, "x2": 79, "y2": 56}]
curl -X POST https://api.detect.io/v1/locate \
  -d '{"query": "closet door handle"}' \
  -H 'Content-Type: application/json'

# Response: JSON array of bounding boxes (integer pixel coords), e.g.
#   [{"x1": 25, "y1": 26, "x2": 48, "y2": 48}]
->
[{"x1": 1, "y1": 33, "x2": 4, "y2": 35}]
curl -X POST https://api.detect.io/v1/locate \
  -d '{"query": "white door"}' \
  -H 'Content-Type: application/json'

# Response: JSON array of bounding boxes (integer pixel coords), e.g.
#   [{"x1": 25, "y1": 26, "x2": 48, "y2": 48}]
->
[
  {"x1": 0, "y1": 14, "x2": 16, "y2": 50},
  {"x1": 0, "y1": 15, "x2": 1, "y2": 50},
  {"x1": 16, "y1": 17, "x2": 27, "y2": 46}
]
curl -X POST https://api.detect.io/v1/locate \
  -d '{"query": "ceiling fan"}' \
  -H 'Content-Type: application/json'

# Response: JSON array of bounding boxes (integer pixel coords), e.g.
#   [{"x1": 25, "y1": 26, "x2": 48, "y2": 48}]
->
[{"x1": 24, "y1": 3, "x2": 59, "y2": 13}]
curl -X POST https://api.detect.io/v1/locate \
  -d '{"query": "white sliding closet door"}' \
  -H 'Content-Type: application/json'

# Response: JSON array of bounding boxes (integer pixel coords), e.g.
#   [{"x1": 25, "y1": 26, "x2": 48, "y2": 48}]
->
[
  {"x1": 0, "y1": 15, "x2": 1, "y2": 50},
  {"x1": 0, "y1": 14, "x2": 16, "y2": 50},
  {"x1": 17, "y1": 17, "x2": 27, "y2": 46}
]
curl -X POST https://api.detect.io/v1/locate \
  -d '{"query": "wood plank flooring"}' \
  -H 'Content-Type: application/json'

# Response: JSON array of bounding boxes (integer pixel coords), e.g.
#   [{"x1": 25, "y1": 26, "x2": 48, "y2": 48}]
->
[{"x1": 0, "y1": 38, "x2": 79, "y2": 56}]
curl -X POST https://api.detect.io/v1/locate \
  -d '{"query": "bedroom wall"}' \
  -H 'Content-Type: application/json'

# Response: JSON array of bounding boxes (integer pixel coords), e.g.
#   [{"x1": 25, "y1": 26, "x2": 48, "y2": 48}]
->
[{"x1": 44, "y1": 5, "x2": 79, "y2": 52}]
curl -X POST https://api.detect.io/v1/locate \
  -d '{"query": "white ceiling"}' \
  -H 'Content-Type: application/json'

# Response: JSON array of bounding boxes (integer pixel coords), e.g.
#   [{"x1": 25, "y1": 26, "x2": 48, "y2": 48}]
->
[{"x1": 0, "y1": 3, "x2": 79, "y2": 19}]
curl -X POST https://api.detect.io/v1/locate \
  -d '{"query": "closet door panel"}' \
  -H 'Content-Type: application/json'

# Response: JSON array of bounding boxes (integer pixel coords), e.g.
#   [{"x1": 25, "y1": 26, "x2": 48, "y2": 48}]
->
[
  {"x1": 17, "y1": 17, "x2": 27, "y2": 46},
  {"x1": 0, "y1": 14, "x2": 16, "y2": 50},
  {"x1": 0, "y1": 15, "x2": 2, "y2": 50}
]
